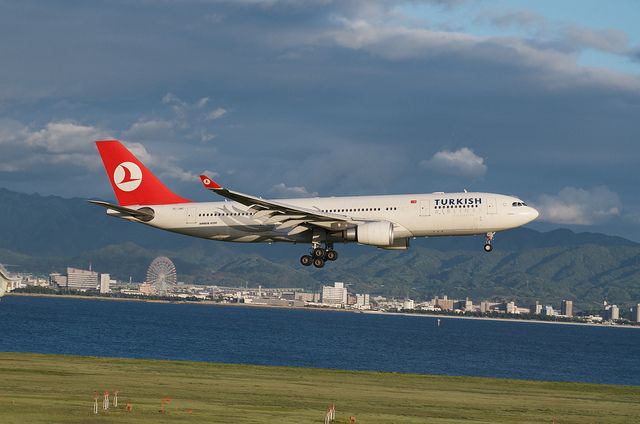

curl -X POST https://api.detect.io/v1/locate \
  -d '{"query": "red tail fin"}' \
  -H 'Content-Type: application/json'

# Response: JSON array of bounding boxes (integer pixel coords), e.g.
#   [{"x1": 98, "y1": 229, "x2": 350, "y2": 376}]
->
[{"x1": 96, "y1": 140, "x2": 193, "y2": 206}]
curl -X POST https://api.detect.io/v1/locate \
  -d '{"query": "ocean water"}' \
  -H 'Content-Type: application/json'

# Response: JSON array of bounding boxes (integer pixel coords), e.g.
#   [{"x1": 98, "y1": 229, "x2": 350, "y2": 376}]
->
[{"x1": 0, "y1": 296, "x2": 638, "y2": 386}]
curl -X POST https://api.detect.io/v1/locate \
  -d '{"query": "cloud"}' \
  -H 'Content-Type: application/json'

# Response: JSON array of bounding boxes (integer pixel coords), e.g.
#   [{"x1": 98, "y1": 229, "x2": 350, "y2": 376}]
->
[
  {"x1": 318, "y1": 9, "x2": 640, "y2": 94},
  {"x1": 162, "y1": 93, "x2": 209, "y2": 120},
  {"x1": 419, "y1": 148, "x2": 487, "y2": 179},
  {"x1": 122, "y1": 120, "x2": 174, "y2": 142},
  {"x1": 533, "y1": 186, "x2": 621, "y2": 225},
  {"x1": 160, "y1": 164, "x2": 200, "y2": 183},
  {"x1": 155, "y1": 93, "x2": 227, "y2": 142},
  {"x1": 206, "y1": 108, "x2": 228, "y2": 120},
  {"x1": 24, "y1": 121, "x2": 106, "y2": 153},
  {"x1": 565, "y1": 26, "x2": 629, "y2": 55},
  {"x1": 269, "y1": 183, "x2": 318, "y2": 198},
  {"x1": 0, "y1": 119, "x2": 110, "y2": 173},
  {"x1": 485, "y1": 10, "x2": 629, "y2": 55},
  {"x1": 327, "y1": 17, "x2": 481, "y2": 60},
  {"x1": 487, "y1": 10, "x2": 546, "y2": 32}
]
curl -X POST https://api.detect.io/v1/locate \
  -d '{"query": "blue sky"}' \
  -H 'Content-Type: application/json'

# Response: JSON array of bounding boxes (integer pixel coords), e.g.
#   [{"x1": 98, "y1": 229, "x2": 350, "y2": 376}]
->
[{"x1": 1, "y1": 0, "x2": 640, "y2": 241}]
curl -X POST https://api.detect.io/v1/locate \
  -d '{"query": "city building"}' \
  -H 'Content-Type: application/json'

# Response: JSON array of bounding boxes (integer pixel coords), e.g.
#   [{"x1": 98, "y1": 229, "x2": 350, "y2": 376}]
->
[
  {"x1": 49, "y1": 272, "x2": 67, "y2": 288},
  {"x1": 322, "y1": 282, "x2": 348, "y2": 305},
  {"x1": 541, "y1": 305, "x2": 556, "y2": 316},
  {"x1": 631, "y1": 304, "x2": 640, "y2": 323},
  {"x1": 138, "y1": 282, "x2": 155, "y2": 295},
  {"x1": 480, "y1": 301, "x2": 500, "y2": 313},
  {"x1": 403, "y1": 299, "x2": 414, "y2": 310},
  {"x1": 604, "y1": 302, "x2": 619, "y2": 321},
  {"x1": 66, "y1": 267, "x2": 99, "y2": 290},
  {"x1": 356, "y1": 294, "x2": 370, "y2": 309},
  {"x1": 453, "y1": 298, "x2": 473, "y2": 311},
  {"x1": 561, "y1": 300, "x2": 573, "y2": 317},
  {"x1": 294, "y1": 291, "x2": 321, "y2": 303},
  {"x1": 530, "y1": 301, "x2": 542, "y2": 315},
  {"x1": 100, "y1": 273, "x2": 111, "y2": 294},
  {"x1": 433, "y1": 295, "x2": 454, "y2": 310}
]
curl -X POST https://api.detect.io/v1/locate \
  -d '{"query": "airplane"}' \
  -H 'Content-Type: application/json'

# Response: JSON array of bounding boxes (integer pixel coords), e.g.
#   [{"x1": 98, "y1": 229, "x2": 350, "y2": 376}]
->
[{"x1": 89, "y1": 140, "x2": 539, "y2": 268}]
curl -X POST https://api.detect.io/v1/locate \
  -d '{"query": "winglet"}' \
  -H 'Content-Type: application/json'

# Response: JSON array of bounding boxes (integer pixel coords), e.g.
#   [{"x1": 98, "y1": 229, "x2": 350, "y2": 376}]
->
[{"x1": 199, "y1": 175, "x2": 223, "y2": 190}]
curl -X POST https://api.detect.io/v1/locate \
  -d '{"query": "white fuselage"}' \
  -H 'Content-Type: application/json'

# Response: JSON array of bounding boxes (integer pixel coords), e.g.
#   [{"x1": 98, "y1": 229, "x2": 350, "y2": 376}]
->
[{"x1": 108, "y1": 192, "x2": 538, "y2": 246}]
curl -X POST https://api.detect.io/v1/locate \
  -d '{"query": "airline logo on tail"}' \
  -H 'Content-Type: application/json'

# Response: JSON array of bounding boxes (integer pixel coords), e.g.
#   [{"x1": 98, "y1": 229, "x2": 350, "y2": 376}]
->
[
  {"x1": 114, "y1": 162, "x2": 142, "y2": 192},
  {"x1": 95, "y1": 140, "x2": 193, "y2": 206}
]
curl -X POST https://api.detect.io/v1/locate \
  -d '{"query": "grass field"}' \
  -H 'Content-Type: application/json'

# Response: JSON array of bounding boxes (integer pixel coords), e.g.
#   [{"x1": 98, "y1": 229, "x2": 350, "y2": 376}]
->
[{"x1": 0, "y1": 352, "x2": 638, "y2": 423}]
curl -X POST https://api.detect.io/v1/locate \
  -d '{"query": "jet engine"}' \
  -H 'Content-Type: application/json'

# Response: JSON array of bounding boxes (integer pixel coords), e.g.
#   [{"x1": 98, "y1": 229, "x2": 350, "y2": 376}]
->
[
  {"x1": 378, "y1": 238, "x2": 410, "y2": 250},
  {"x1": 344, "y1": 221, "x2": 394, "y2": 246}
]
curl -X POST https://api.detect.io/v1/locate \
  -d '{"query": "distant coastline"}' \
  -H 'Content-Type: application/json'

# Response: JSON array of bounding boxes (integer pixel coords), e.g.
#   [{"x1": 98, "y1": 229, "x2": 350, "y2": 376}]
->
[
  {"x1": 5, "y1": 292, "x2": 638, "y2": 328},
  {"x1": 394, "y1": 310, "x2": 639, "y2": 328}
]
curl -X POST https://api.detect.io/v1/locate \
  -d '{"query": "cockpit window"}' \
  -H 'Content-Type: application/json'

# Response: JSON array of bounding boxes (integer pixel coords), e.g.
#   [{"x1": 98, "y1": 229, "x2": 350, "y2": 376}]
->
[{"x1": 512, "y1": 202, "x2": 527, "y2": 207}]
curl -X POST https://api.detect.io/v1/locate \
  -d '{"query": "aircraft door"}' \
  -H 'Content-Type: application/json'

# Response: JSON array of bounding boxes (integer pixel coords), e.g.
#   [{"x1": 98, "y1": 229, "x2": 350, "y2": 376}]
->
[
  {"x1": 420, "y1": 200, "x2": 430, "y2": 216},
  {"x1": 486, "y1": 198, "x2": 497, "y2": 214},
  {"x1": 187, "y1": 207, "x2": 197, "y2": 224}
]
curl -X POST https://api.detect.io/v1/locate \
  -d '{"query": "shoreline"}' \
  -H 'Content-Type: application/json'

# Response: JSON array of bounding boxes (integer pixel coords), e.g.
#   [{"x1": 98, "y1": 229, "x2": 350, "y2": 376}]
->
[{"x1": 5, "y1": 292, "x2": 637, "y2": 328}]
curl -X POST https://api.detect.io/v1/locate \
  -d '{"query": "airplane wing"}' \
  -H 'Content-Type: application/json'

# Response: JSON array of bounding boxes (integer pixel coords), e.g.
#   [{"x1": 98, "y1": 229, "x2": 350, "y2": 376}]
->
[
  {"x1": 87, "y1": 200, "x2": 155, "y2": 222},
  {"x1": 199, "y1": 175, "x2": 357, "y2": 233}
]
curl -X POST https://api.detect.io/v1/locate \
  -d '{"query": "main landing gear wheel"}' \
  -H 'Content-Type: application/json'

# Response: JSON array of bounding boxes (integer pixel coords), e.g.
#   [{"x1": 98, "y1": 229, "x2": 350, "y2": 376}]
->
[
  {"x1": 300, "y1": 244, "x2": 339, "y2": 267},
  {"x1": 325, "y1": 250, "x2": 338, "y2": 261},
  {"x1": 313, "y1": 248, "x2": 326, "y2": 259}
]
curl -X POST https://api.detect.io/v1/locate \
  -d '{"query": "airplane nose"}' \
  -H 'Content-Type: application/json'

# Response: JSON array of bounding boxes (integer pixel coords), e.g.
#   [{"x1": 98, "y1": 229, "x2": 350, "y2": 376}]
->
[{"x1": 526, "y1": 206, "x2": 539, "y2": 222}]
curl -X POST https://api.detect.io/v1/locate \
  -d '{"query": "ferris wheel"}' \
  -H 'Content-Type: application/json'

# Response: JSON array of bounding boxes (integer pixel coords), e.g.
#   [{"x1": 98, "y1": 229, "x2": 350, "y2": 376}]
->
[{"x1": 146, "y1": 257, "x2": 177, "y2": 294}]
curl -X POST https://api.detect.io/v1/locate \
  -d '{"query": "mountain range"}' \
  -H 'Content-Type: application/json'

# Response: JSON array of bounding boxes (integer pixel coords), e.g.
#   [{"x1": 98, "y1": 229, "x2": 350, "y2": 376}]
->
[{"x1": 1, "y1": 187, "x2": 639, "y2": 310}]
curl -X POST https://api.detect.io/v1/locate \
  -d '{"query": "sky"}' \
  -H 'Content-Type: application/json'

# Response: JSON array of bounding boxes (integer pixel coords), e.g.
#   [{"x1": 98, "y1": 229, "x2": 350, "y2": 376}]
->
[{"x1": 1, "y1": 0, "x2": 640, "y2": 241}]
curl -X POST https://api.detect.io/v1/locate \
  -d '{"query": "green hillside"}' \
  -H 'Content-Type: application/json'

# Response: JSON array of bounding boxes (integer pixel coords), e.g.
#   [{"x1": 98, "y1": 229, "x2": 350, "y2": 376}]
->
[{"x1": 2, "y1": 241, "x2": 640, "y2": 311}]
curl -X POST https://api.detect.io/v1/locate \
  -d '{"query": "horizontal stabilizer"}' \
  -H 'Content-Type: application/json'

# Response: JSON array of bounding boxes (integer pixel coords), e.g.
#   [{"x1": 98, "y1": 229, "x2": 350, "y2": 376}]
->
[{"x1": 87, "y1": 200, "x2": 155, "y2": 221}]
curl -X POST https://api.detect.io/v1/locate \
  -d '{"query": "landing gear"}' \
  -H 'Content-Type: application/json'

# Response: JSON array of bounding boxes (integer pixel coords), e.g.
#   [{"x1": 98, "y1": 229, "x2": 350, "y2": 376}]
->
[
  {"x1": 484, "y1": 232, "x2": 495, "y2": 252},
  {"x1": 325, "y1": 250, "x2": 338, "y2": 261},
  {"x1": 300, "y1": 243, "x2": 339, "y2": 267}
]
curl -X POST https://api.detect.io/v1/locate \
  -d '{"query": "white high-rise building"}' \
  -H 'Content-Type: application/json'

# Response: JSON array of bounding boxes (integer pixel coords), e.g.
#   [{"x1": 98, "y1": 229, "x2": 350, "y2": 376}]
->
[
  {"x1": 100, "y1": 274, "x2": 111, "y2": 294},
  {"x1": 604, "y1": 303, "x2": 619, "y2": 321},
  {"x1": 322, "y1": 282, "x2": 348, "y2": 305},
  {"x1": 66, "y1": 267, "x2": 98, "y2": 290},
  {"x1": 356, "y1": 294, "x2": 370, "y2": 309},
  {"x1": 403, "y1": 299, "x2": 414, "y2": 310}
]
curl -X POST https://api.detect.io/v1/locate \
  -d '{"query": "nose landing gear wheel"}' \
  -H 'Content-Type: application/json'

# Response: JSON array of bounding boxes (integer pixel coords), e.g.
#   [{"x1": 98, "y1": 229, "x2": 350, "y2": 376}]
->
[{"x1": 484, "y1": 232, "x2": 495, "y2": 252}]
